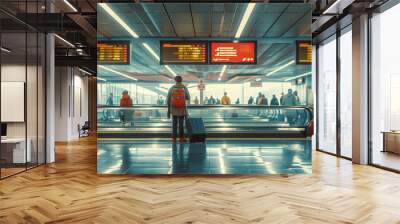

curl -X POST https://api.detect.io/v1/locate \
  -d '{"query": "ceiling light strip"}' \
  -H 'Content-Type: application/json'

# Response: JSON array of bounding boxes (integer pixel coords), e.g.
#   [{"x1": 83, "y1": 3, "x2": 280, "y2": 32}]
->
[
  {"x1": 99, "y1": 3, "x2": 139, "y2": 38},
  {"x1": 218, "y1": 65, "x2": 227, "y2": 81},
  {"x1": 142, "y1": 43, "x2": 160, "y2": 61},
  {"x1": 142, "y1": 43, "x2": 178, "y2": 78},
  {"x1": 265, "y1": 60, "x2": 295, "y2": 77},
  {"x1": 235, "y1": 3, "x2": 256, "y2": 38},
  {"x1": 96, "y1": 77, "x2": 107, "y2": 82},
  {"x1": 78, "y1": 68, "x2": 92, "y2": 76},
  {"x1": 63, "y1": 0, "x2": 78, "y2": 12},
  {"x1": 54, "y1": 34, "x2": 75, "y2": 48},
  {"x1": 165, "y1": 65, "x2": 177, "y2": 77},
  {"x1": 322, "y1": 0, "x2": 344, "y2": 14},
  {"x1": 284, "y1": 72, "x2": 312, "y2": 82},
  {"x1": 1, "y1": 47, "x2": 11, "y2": 53},
  {"x1": 98, "y1": 65, "x2": 137, "y2": 81}
]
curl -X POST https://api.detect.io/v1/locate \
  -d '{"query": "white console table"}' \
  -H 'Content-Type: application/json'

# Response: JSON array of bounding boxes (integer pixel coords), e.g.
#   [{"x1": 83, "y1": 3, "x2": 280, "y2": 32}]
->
[{"x1": 1, "y1": 138, "x2": 32, "y2": 163}]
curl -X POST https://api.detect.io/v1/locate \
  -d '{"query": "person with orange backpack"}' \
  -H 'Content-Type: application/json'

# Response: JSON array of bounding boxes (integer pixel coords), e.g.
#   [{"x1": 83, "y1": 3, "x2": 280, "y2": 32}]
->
[{"x1": 167, "y1": 76, "x2": 190, "y2": 143}]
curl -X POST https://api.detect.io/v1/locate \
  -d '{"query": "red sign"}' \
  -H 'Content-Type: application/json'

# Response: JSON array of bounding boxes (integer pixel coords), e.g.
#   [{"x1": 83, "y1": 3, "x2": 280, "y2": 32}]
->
[{"x1": 211, "y1": 41, "x2": 256, "y2": 64}]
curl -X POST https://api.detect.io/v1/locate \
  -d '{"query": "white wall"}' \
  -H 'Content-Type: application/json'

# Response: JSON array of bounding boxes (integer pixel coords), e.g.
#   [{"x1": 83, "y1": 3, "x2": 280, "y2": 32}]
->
[
  {"x1": 55, "y1": 67, "x2": 89, "y2": 141},
  {"x1": 1, "y1": 63, "x2": 46, "y2": 164}
]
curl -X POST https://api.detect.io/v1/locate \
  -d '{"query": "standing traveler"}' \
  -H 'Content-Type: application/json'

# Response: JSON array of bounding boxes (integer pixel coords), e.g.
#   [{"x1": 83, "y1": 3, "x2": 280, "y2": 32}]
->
[
  {"x1": 256, "y1": 92, "x2": 262, "y2": 105},
  {"x1": 105, "y1": 93, "x2": 113, "y2": 120},
  {"x1": 194, "y1": 96, "x2": 199, "y2": 105},
  {"x1": 209, "y1": 96, "x2": 216, "y2": 105},
  {"x1": 204, "y1": 97, "x2": 209, "y2": 105},
  {"x1": 235, "y1": 98, "x2": 240, "y2": 104},
  {"x1": 280, "y1": 92, "x2": 285, "y2": 105},
  {"x1": 221, "y1": 92, "x2": 231, "y2": 105},
  {"x1": 106, "y1": 93, "x2": 113, "y2": 106},
  {"x1": 248, "y1": 96, "x2": 254, "y2": 105},
  {"x1": 282, "y1": 89, "x2": 297, "y2": 124},
  {"x1": 119, "y1": 90, "x2": 133, "y2": 126},
  {"x1": 270, "y1": 94, "x2": 279, "y2": 105},
  {"x1": 293, "y1": 90, "x2": 300, "y2": 105},
  {"x1": 167, "y1": 76, "x2": 190, "y2": 143}
]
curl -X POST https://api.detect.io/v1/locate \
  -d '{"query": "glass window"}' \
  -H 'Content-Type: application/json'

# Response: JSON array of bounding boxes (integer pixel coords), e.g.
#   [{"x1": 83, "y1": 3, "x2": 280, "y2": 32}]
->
[
  {"x1": 339, "y1": 28, "x2": 352, "y2": 158},
  {"x1": 317, "y1": 36, "x2": 337, "y2": 154},
  {"x1": 371, "y1": 3, "x2": 400, "y2": 171}
]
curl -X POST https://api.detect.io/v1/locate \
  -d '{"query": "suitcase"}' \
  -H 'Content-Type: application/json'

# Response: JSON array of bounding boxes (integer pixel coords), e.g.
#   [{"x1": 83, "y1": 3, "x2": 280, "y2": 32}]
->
[{"x1": 186, "y1": 117, "x2": 206, "y2": 142}]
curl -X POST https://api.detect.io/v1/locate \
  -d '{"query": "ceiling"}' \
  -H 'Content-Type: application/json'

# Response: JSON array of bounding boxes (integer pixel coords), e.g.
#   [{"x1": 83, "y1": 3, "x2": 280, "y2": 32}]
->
[{"x1": 97, "y1": 3, "x2": 312, "y2": 83}]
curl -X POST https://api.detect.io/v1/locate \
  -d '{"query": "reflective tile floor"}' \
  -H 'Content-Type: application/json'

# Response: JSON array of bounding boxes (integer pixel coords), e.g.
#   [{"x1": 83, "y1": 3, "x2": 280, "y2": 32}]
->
[{"x1": 97, "y1": 140, "x2": 312, "y2": 175}]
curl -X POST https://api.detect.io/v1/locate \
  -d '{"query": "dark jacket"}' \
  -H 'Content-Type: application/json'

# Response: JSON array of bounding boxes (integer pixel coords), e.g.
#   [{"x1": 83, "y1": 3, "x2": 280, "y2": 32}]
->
[{"x1": 270, "y1": 97, "x2": 279, "y2": 106}]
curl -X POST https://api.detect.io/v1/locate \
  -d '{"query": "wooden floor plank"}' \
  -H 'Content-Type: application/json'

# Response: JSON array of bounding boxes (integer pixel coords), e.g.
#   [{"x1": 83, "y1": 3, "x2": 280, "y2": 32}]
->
[{"x1": 1, "y1": 137, "x2": 400, "y2": 224}]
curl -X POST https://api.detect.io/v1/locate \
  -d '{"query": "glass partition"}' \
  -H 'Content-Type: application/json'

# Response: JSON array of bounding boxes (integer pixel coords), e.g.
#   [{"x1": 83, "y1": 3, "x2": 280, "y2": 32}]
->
[{"x1": 0, "y1": 2, "x2": 47, "y2": 179}]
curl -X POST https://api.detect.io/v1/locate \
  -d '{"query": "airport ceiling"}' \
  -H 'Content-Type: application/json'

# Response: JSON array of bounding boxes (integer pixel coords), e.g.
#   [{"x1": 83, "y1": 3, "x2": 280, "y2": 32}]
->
[
  {"x1": 97, "y1": 3, "x2": 312, "y2": 83},
  {"x1": 0, "y1": 1, "x2": 313, "y2": 83}
]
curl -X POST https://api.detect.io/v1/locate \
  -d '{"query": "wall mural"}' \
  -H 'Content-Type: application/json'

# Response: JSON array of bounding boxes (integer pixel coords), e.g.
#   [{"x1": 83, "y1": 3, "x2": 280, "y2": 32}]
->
[{"x1": 97, "y1": 3, "x2": 313, "y2": 175}]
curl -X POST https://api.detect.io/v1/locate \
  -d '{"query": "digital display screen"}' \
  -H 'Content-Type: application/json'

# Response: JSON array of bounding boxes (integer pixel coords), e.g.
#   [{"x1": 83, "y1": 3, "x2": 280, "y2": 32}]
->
[
  {"x1": 296, "y1": 41, "x2": 312, "y2": 65},
  {"x1": 210, "y1": 41, "x2": 256, "y2": 64},
  {"x1": 97, "y1": 41, "x2": 130, "y2": 64},
  {"x1": 160, "y1": 41, "x2": 207, "y2": 64}
]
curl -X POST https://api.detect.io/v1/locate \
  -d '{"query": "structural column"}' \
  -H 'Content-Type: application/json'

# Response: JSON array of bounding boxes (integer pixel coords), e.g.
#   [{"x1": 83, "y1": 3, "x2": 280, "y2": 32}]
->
[
  {"x1": 352, "y1": 14, "x2": 369, "y2": 164},
  {"x1": 46, "y1": 33, "x2": 55, "y2": 163}
]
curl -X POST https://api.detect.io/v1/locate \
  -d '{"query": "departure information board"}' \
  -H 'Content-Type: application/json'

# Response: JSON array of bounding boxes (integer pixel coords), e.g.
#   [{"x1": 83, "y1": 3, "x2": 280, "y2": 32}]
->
[
  {"x1": 97, "y1": 41, "x2": 130, "y2": 64},
  {"x1": 296, "y1": 41, "x2": 312, "y2": 64},
  {"x1": 210, "y1": 41, "x2": 256, "y2": 64},
  {"x1": 160, "y1": 41, "x2": 208, "y2": 64}
]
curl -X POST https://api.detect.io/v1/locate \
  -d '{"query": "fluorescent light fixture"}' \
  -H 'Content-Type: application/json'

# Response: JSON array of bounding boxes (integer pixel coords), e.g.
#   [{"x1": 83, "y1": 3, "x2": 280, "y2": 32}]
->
[
  {"x1": 284, "y1": 72, "x2": 312, "y2": 82},
  {"x1": 63, "y1": 0, "x2": 78, "y2": 12},
  {"x1": 96, "y1": 77, "x2": 107, "y2": 82},
  {"x1": 265, "y1": 60, "x2": 295, "y2": 77},
  {"x1": 165, "y1": 65, "x2": 177, "y2": 77},
  {"x1": 78, "y1": 68, "x2": 92, "y2": 76},
  {"x1": 323, "y1": 0, "x2": 345, "y2": 14},
  {"x1": 54, "y1": 34, "x2": 75, "y2": 48},
  {"x1": 1, "y1": 47, "x2": 11, "y2": 53},
  {"x1": 98, "y1": 65, "x2": 137, "y2": 81},
  {"x1": 218, "y1": 65, "x2": 227, "y2": 81},
  {"x1": 142, "y1": 43, "x2": 178, "y2": 78},
  {"x1": 99, "y1": 3, "x2": 138, "y2": 38},
  {"x1": 255, "y1": 78, "x2": 261, "y2": 82},
  {"x1": 234, "y1": 3, "x2": 256, "y2": 38},
  {"x1": 142, "y1": 43, "x2": 160, "y2": 61}
]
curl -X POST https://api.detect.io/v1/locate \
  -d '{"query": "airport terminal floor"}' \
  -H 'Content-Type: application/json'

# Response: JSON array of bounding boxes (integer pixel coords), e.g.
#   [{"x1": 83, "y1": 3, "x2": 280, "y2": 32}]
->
[
  {"x1": 97, "y1": 139, "x2": 312, "y2": 175},
  {"x1": 1, "y1": 136, "x2": 400, "y2": 223}
]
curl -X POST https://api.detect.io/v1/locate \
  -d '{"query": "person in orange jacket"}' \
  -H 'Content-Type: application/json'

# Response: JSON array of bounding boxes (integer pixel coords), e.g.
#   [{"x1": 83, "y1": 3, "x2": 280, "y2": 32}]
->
[{"x1": 119, "y1": 90, "x2": 133, "y2": 125}]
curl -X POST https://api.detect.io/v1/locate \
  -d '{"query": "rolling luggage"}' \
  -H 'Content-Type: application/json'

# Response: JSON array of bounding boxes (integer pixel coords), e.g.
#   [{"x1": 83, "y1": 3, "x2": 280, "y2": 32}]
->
[{"x1": 186, "y1": 117, "x2": 206, "y2": 143}]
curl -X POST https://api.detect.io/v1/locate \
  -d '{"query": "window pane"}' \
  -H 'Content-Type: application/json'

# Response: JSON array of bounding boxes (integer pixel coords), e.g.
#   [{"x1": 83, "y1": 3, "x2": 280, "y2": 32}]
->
[
  {"x1": 371, "y1": 3, "x2": 400, "y2": 171},
  {"x1": 318, "y1": 37, "x2": 337, "y2": 154},
  {"x1": 340, "y1": 29, "x2": 352, "y2": 158}
]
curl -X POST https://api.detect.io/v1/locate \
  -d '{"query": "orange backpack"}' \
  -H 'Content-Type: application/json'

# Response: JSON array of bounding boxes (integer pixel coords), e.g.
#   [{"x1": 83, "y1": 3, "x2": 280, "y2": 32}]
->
[{"x1": 171, "y1": 86, "x2": 186, "y2": 108}]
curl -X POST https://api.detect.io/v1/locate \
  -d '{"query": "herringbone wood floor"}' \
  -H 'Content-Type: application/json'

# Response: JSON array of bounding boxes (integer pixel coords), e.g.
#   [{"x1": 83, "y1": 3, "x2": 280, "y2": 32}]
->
[{"x1": 1, "y1": 137, "x2": 400, "y2": 224}]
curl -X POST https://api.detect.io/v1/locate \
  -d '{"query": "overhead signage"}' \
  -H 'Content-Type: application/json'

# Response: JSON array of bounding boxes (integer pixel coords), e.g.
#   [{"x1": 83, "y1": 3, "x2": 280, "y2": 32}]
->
[
  {"x1": 97, "y1": 41, "x2": 130, "y2": 65},
  {"x1": 296, "y1": 41, "x2": 312, "y2": 65},
  {"x1": 210, "y1": 41, "x2": 256, "y2": 64},
  {"x1": 197, "y1": 79, "x2": 205, "y2": 91},
  {"x1": 250, "y1": 81, "x2": 262, "y2": 87},
  {"x1": 160, "y1": 41, "x2": 208, "y2": 64}
]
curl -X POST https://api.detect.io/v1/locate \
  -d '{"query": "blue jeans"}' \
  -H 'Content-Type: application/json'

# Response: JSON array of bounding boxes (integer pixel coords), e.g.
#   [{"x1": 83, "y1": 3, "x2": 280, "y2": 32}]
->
[{"x1": 172, "y1": 116, "x2": 184, "y2": 138}]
